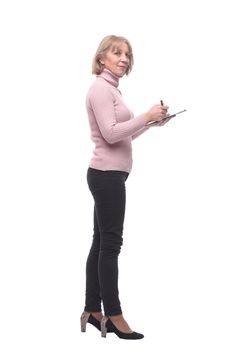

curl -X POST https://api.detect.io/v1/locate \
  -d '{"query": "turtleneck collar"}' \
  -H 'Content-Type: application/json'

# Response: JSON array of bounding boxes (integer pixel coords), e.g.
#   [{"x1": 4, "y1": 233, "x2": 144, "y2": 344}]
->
[{"x1": 97, "y1": 68, "x2": 119, "y2": 88}]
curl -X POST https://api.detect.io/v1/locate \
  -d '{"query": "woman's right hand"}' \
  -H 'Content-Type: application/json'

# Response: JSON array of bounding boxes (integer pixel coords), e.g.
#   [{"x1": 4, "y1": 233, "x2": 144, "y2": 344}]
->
[{"x1": 144, "y1": 104, "x2": 169, "y2": 124}]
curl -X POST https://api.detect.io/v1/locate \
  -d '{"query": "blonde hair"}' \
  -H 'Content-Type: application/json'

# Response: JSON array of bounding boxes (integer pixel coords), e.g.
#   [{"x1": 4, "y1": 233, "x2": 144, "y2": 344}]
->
[{"x1": 92, "y1": 35, "x2": 134, "y2": 75}]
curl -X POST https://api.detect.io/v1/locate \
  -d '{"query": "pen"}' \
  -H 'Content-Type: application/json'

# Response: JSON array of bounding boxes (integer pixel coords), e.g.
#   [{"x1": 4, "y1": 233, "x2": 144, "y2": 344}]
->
[{"x1": 160, "y1": 99, "x2": 165, "y2": 119}]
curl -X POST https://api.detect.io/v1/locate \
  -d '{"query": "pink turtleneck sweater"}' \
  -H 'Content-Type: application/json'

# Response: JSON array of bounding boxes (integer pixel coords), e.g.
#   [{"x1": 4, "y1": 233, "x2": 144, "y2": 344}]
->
[{"x1": 86, "y1": 69, "x2": 149, "y2": 173}]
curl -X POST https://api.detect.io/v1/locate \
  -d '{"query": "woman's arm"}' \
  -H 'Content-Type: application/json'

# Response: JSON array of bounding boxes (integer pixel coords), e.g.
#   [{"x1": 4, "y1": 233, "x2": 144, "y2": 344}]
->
[
  {"x1": 132, "y1": 123, "x2": 150, "y2": 140},
  {"x1": 87, "y1": 84, "x2": 147, "y2": 144}
]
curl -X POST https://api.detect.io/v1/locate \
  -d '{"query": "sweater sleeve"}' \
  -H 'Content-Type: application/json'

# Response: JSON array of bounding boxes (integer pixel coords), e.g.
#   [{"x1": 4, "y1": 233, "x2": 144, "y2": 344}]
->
[
  {"x1": 88, "y1": 83, "x2": 146, "y2": 144},
  {"x1": 132, "y1": 121, "x2": 150, "y2": 140}
]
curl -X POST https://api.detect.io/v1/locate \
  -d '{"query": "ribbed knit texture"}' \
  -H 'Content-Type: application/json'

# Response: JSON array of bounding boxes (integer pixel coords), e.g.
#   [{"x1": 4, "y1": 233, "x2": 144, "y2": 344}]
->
[{"x1": 86, "y1": 69, "x2": 149, "y2": 173}]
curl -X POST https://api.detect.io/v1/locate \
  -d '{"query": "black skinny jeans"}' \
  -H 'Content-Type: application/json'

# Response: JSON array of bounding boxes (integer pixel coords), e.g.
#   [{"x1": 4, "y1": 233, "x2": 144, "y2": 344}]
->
[{"x1": 84, "y1": 167, "x2": 129, "y2": 316}]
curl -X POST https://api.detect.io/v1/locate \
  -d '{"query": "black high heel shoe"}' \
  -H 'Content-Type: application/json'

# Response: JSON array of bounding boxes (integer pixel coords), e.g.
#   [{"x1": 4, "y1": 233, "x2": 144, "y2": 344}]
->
[
  {"x1": 80, "y1": 311, "x2": 101, "y2": 332},
  {"x1": 80, "y1": 311, "x2": 113, "y2": 333},
  {"x1": 101, "y1": 316, "x2": 144, "y2": 340}
]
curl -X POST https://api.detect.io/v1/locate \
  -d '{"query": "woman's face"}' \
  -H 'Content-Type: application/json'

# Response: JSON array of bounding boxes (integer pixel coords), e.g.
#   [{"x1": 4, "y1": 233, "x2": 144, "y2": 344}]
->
[{"x1": 101, "y1": 42, "x2": 130, "y2": 77}]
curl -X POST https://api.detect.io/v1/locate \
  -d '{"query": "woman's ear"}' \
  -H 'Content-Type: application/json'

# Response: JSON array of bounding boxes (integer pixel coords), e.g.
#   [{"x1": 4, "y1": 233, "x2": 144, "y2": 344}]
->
[{"x1": 99, "y1": 54, "x2": 105, "y2": 65}]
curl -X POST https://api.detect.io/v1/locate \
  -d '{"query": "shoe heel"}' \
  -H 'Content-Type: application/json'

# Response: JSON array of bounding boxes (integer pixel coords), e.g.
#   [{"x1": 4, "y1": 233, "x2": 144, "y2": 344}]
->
[
  {"x1": 100, "y1": 316, "x2": 108, "y2": 338},
  {"x1": 80, "y1": 311, "x2": 90, "y2": 332}
]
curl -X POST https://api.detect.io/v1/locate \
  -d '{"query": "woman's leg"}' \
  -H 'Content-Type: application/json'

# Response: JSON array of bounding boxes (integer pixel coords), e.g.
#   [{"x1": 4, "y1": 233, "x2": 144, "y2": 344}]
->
[
  {"x1": 85, "y1": 169, "x2": 138, "y2": 334},
  {"x1": 87, "y1": 168, "x2": 128, "y2": 316},
  {"x1": 93, "y1": 171, "x2": 135, "y2": 333},
  {"x1": 84, "y1": 208, "x2": 102, "y2": 313}
]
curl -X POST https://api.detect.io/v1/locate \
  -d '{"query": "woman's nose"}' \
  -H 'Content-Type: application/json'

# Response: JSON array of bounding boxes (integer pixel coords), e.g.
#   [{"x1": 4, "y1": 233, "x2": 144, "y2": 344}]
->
[{"x1": 120, "y1": 54, "x2": 129, "y2": 62}]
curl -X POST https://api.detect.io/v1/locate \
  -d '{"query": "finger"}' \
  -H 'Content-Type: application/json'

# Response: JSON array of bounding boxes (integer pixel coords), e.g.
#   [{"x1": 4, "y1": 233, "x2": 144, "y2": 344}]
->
[
  {"x1": 160, "y1": 110, "x2": 166, "y2": 118},
  {"x1": 163, "y1": 118, "x2": 171, "y2": 125},
  {"x1": 159, "y1": 118, "x2": 170, "y2": 126},
  {"x1": 157, "y1": 120, "x2": 165, "y2": 126}
]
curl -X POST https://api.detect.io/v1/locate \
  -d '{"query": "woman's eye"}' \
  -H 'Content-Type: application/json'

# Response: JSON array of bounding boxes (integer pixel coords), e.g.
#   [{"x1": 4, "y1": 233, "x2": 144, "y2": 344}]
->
[{"x1": 113, "y1": 50, "x2": 130, "y2": 58}]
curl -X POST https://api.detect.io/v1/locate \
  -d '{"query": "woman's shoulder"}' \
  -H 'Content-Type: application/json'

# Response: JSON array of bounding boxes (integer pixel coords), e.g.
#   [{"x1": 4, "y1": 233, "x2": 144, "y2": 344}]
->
[
  {"x1": 89, "y1": 75, "x2": 110, "y2": 89},
  {"x1": 87, "y1": 76, "x2": 113, "y2": 99}
]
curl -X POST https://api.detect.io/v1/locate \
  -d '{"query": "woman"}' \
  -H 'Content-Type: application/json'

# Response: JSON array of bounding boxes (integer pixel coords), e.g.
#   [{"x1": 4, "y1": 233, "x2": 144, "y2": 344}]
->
[{"x1": 80, "y1": 35, "x2": 170, "y2": 340}]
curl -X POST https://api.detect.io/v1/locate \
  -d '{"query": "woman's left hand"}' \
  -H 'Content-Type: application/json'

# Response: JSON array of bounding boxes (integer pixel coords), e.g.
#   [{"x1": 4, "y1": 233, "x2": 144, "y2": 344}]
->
[{"x1": 151, "y1": 115, "x2": 172, "y2": 127}]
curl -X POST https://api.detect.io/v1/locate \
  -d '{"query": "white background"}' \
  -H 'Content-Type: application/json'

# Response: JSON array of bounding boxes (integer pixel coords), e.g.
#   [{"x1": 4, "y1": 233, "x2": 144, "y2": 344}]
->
[{"x1": 0, "y1": 0, "x2": 232, "y2": 349}]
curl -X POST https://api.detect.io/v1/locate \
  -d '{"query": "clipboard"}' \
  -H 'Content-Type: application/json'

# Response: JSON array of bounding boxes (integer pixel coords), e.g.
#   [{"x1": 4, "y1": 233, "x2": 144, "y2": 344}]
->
[{"x1": 146, "y1": 109, "x2": 187, "y2": 126}]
